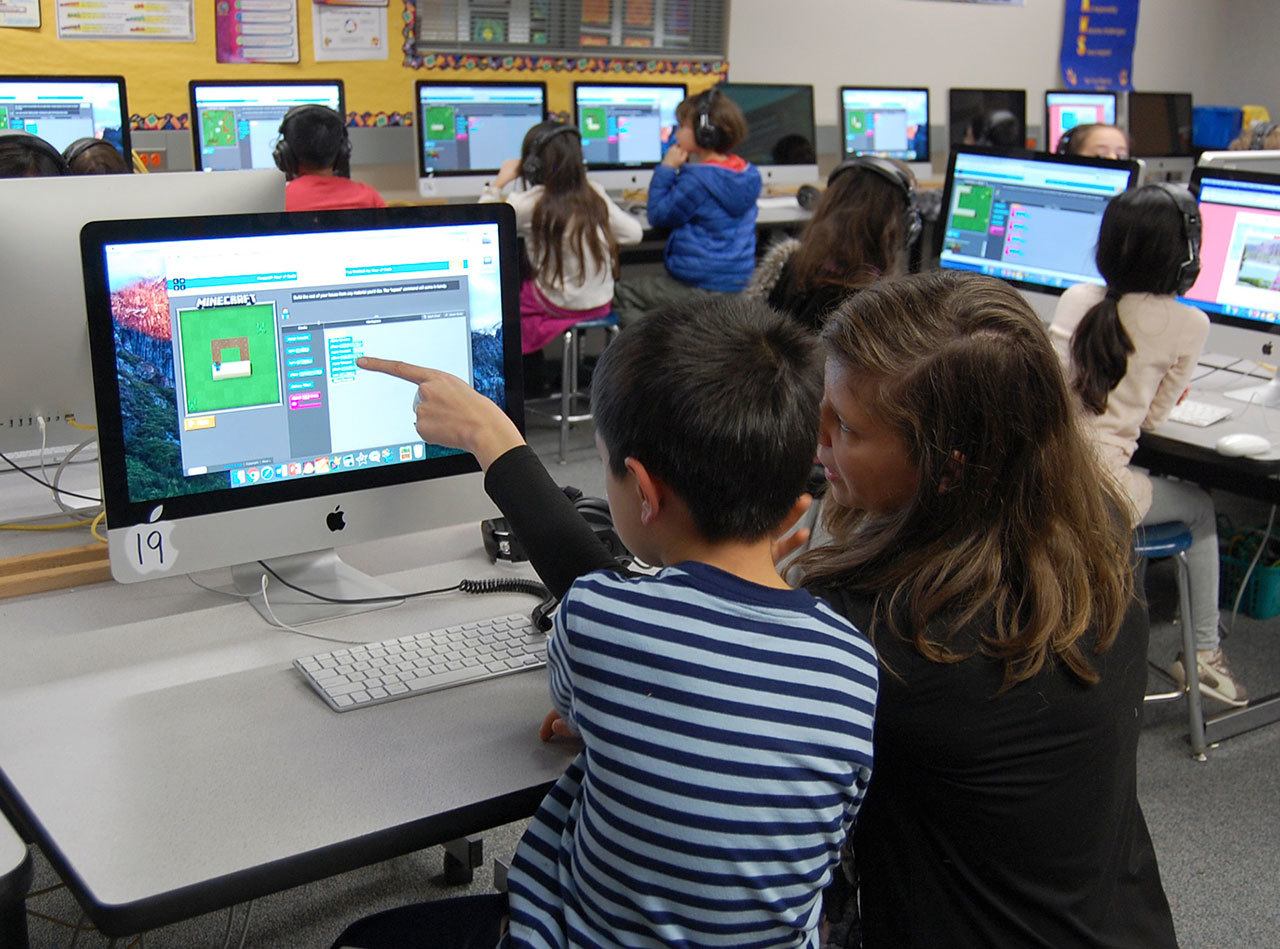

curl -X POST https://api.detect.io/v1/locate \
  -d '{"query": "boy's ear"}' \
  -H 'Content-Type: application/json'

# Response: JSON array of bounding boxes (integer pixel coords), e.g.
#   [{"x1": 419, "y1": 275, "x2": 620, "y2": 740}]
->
[{"x1": 624, "y1": 457, "x2": 664, "y2": 525}]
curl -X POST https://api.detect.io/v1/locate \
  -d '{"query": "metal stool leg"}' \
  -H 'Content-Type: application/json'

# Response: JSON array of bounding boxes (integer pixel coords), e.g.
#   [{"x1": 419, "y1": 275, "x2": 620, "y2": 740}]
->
[
  {"x1": 1175, "y1": 550, "x2": 1208, "y2": 759},
  {"x1": 558, "y1": 329, "x2": 573, "y2": 464}
]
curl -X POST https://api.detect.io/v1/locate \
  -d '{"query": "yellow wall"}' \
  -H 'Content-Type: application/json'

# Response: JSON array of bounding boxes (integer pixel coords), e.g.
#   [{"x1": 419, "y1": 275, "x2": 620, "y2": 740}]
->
[{"x1": 0, "y1": 1, "x2": 722, "y2": 123}]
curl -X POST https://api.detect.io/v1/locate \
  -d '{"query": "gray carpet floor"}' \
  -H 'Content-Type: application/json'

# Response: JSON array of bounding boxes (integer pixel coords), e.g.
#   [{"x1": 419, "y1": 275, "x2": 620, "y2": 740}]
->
[{"x1": 18, "y1": 422, "x2": 1280, "y2": 948}]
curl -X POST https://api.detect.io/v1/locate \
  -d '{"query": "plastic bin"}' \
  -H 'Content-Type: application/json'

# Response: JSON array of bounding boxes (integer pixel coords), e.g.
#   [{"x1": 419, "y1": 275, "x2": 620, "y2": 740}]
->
[
  {"x1": 1193, "y1": 106, "x2": 1244, "y2": 150},
  {"x1": 1219, "y1": 526, "x2": 1280, "y2": 619}
]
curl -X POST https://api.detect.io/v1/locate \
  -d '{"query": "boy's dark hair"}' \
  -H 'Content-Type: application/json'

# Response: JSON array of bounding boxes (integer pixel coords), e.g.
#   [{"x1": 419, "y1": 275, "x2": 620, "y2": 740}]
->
[
  {"x1": 0, "y1": 132, "x2": 68, "y2": 178},
  {"x1": 591, "y1": 296, "x2": 821, "y2": 542},
  {"x1": 676, "y1": 89, "x2": 748, "y2": 152},
  {"x1": 277, "y1": 105, "x2": 351, "y2": 177},
  {"x1": 65, "y1": 139, "x2": 131, "y2": 175}
]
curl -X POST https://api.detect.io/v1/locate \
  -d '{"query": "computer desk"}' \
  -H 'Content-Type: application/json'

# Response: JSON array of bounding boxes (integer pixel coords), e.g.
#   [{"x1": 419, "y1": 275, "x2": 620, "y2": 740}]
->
[
  {"x1": 0, "y1": 521, "x2": 577, "y2": 939},
  {"x1": 0, "y1": 809, "x2": 31, "y2": 949},
  {"x1": 1135, "y1": 359, "x2": 1280, "y2": 746}
]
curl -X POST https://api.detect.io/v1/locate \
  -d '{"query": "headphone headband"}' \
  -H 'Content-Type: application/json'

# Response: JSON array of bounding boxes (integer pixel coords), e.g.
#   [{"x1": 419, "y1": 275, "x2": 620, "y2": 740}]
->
[
  {"x1": 1251, "y1": 120, "x2": 1280, "y2": 150},
  {"x1": 694, "y1": 87, "x2": 725, "y2": 152},
  {"x1": 827, "y1": 156, "x2": 922, "y2": 247},
  {"x1": 1154, "y1": 183, "x2": 1201, "y2": 294},
  {"x1": 273, "y1": 105, "x2": 350, "y2": 180},
  {"x1": 521, "y1": 121, "x2": 580, "y2": 185},
  {"x1": 0, "y1": 130, "x2": 70, "y2": 176}
]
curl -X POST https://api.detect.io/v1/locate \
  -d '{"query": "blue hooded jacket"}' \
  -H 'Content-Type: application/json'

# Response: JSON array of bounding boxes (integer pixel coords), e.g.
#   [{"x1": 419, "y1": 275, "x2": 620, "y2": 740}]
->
[{"x1": 647, "y1": 159, "x2": 762, "y2": 292}]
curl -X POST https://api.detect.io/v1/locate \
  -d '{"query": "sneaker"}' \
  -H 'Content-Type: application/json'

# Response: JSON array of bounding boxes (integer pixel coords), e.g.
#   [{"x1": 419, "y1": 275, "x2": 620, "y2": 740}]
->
[{"x1": 1170, "y1": 649, "x2": 1249, "y2": 707}]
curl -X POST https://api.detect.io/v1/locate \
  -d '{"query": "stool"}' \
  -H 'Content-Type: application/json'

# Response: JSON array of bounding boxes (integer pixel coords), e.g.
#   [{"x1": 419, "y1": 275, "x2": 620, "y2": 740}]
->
[
  {"x1": 1136, "y1": 521, "x2": 1208, "y2": 760},
  {"x1": 526, "y1": 313, "x2": 619, "y2": 464}
]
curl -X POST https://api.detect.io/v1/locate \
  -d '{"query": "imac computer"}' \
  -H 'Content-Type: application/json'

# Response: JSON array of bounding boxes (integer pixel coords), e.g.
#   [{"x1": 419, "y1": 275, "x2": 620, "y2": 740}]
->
[
  {"x1": 1198, "y1": 150, "x2": 1280, "y2": 176},
  {"x1": 0, "y1": 170, "x2": 284, "y2": 457},
  {"x1": 838, "y1": 86, "x2": 931, "y2": 179},
  {"x1": 938, "y1": 148, "x2": 1138, "y2": 318},
  {"x1": 415, "y1": 81, "x2": 547, "y2": 198},
  {"x1": 1127, "y1": 91, "x2": 1193, "y2": 182},
  {"x1": 1044, "y1": 90, "x2": 1118, "y2": 153},
  {"x1": 80, "y1": 204, "x2": 520, "y2": 625},
  {"x1": 718, "y1": 83, "x2": 818, "y2": 189},
  {"x1": 573, "y1": 82, "x2": 687, "y2": 192},
  {"x1": 1182, "y1": 167, "x2": 1280, "y2": 405},
  {"x1": 190, "y1": 80, "x2": 345, "y2": 172},
  {"x1": 948, "y1": 88, "x2": 1027, "y2": 150},
  {"x1": 0, "y1": 75, "x2": 131, "y2": 163}
]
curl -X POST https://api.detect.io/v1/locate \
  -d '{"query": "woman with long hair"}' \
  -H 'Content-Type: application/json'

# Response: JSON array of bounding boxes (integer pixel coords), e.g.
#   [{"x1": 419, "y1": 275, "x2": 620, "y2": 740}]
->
[{"x1": 1050, "y1": 184, "x2": 1245, "y2": 706}]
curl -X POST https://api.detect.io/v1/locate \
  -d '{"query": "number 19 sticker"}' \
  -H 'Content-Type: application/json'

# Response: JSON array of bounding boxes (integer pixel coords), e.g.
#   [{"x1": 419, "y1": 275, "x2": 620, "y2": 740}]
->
[{"x1": 126, "y1": 506, "x2": 179, "y2": 576}]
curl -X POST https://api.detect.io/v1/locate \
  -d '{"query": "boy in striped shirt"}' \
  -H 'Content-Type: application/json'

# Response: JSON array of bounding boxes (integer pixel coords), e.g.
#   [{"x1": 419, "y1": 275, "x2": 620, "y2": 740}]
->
[{"x1": 342, "y1": 298, "x2": 878, "y2": 948}]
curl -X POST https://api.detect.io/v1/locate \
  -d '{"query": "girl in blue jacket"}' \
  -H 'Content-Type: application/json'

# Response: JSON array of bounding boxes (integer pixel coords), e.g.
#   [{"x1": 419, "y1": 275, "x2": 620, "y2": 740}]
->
[{"x1": 614, "y1": 87, "x2": 761, "y2": 323}]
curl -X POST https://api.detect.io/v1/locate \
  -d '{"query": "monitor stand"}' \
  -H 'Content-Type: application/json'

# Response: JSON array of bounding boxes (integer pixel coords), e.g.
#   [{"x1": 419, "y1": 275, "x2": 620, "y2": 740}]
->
[
  {"x1": 1225, "y1": 376, "x2": 1280, "y2": 409},
  {"x1": 232, "y1": 549, "x2": 403, "y2": 627}
]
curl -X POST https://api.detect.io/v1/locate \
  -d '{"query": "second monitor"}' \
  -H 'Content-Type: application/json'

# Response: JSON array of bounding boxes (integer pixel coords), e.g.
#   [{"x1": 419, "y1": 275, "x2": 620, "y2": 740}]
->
[
  {"x1": 839, "y1": 86, "x2": 931, "y2": 174},
  {"x1": 1045, "y1": 90, "x2": 1118, "y2": 153},
  {"x1": 948, "y1": 88, "x2": 1027, "y2": 149},
  {"x1": 574, "y1": 82, "x2": 686, "y2": 190},
  {"x1": 190, "y1": 80, "x2": 345, "y2": 172},
  {"x1": 718, "y1": 83, "x2": 818, "y2": 188}
]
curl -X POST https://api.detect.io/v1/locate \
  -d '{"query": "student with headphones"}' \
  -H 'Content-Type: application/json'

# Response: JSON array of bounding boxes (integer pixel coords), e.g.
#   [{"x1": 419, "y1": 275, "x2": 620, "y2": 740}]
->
[
  {"x1": 274, "y1": 104, "x2": 385, "y2": 212},
  {"x1": 0, "y1": 130, "x2": 70, "y2": 178},
  {"x1": 480, "y1": 119, "x2": 641, "y2": 394},
  {"x1": 62, "y1": 136, "x2": 132, "y2": 175},
  {"x1": 613, "y1": 86, "x2": 761, "y2": 325},
  {"x1": 1050, "y1": 184, "x2": 1247, "y2": 708},
  {"x1": 1229, "y1": 119, "x2": 1280, "y2": 151},
  {"x1": 1057, "y1": 122, "x2": 1130, "y2": 160},
  {"x1": 747, "y1": 156, "x2": 920, "y2": 331}
]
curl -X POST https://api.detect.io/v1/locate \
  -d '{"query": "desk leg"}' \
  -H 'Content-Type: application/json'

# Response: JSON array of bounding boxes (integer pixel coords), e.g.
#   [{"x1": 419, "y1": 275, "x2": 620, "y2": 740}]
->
[{"x1": 1204, "y1": 693, "x2": 1280, "y2": 745}]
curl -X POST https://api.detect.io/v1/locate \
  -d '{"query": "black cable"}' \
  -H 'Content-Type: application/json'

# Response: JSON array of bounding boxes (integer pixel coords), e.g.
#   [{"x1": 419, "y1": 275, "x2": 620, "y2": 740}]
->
[
  {"x1": 257, "y1": 560, "x2": 458, "y2": 604},
  {"x1": 256, "y1": 561, "x2": 550, "y2": 606},
  {"x1": 0, "y1": 449, "x2": 102, "y2": 502}
]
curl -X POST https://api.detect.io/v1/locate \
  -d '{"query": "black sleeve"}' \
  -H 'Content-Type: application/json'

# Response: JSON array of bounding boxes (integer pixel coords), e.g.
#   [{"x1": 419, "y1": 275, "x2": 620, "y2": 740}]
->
[{"x1": 483, "y1": 445, "x2": 619, "y2": 600}]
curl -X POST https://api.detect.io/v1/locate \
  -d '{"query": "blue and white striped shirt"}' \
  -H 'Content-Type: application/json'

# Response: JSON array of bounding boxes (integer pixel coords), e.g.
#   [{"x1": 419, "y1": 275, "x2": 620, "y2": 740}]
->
[{"x1": 504, "y1": 561, "x2": 878, "y2": 948}]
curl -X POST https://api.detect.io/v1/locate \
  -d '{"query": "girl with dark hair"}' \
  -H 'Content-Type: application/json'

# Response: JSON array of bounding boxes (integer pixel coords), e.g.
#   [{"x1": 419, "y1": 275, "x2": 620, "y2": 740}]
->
[
  {"x1": 1050, "y1": 185, "x2": 1245, "y2": 707},
  {"x1": 747, "y1": 160, "x2": 914, "y2": 331},
  {"x1": 480, "y1": 120, "x2": 641, "y2": 389},
  {"x1": 1063, "y1": 122, "x2": 1130, "y2": 160}
]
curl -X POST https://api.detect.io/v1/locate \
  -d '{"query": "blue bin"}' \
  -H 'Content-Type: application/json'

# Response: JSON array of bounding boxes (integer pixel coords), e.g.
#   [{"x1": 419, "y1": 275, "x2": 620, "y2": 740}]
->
[{"x1": 1193, "y1": 106, "x2": 1243, "y2": 149}]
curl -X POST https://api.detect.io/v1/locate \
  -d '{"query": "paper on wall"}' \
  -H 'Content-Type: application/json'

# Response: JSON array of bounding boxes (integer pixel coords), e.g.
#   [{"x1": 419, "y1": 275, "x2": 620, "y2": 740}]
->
[
  {"x1": 216, "y1": 0, "x2": 300, "y2": 64},
  {"x1": 312, "y1": 3, "x2": 387, "y2": 61},
  {"x1": 0, "y1": 1, "x2": 40, "y2": 29},
  {"x1": 57, "y1": 0, "x2": 195, "y2": 41}
]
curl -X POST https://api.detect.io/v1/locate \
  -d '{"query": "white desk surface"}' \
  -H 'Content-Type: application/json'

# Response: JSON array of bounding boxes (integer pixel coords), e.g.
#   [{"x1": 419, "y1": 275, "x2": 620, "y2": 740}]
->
[
  {"x1": 0, "y1": 519, "x2": 576, "y2": 936},
  {"x1": 1147, "y1": 360, "x2": 1280, "y2": 462}
]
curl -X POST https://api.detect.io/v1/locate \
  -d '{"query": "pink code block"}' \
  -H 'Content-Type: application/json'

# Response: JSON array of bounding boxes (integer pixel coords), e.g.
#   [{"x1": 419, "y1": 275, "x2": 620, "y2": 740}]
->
[{"x1": 289, "y1": 392, "x2": 324, "y2": 410}]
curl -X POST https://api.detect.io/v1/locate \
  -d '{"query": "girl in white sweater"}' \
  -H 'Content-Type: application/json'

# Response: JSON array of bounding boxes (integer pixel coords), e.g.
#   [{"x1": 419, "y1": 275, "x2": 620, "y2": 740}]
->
[
  {"x1": 1050, "y1": 184, "x2": 1246, "y2": 707},
  {"x1": 480, "y1": 120, "x2": 642, "y2": 390}
]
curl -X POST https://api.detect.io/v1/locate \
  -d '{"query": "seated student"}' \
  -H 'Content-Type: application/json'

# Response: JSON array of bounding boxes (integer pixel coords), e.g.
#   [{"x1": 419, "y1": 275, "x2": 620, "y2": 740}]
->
[
  {"x1": 613, "y1": 88, "x2": 761, "y2": 324},
  {"x1": 62, "y1": 137, "x2": 132, "y2": 175},
  {"x1": 340, "y1": 297, "x2": 878, "y2": 949},
  {"x1": 1050, "y1": 185, "x2": 1246, "y2": 706},
  {"x1": 1060, "y1": 122, "x2": 1130, "y2": 160},
  {"x1": 1230, "y1": 119, "x2": 1280, "y2": 151},
  {"x1": 274, "y1": 105, "x2": 386, "y2": 212},
  {"x1": 0, "y1": 130, "x2": 69, "y2": 178},
  {"x1": 963, "y1": 109, "x2": 1022, "y2": 149},
  {"x1": 747, "y1": 157, "x2": 917, "y2": 332},
  {"x1": 479, "y1": 120, "x2": 642, "y2": 394}
]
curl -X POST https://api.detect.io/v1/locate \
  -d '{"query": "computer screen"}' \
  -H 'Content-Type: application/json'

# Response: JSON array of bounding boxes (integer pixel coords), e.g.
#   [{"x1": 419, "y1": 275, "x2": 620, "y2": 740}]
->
[
  {"x1": 948, "y1": 88, "x2": 1027, "y2": 148},
  {"x1": 938, "y1": 148, "x2": 1139, "y2": 294},
  {"x1": 1128, "y1": 92, "x2": 1193, "y2": 158},
  {"x1": 82, "y1": 205, "x2": 519, "y2": 593},
  {"x1": 573, "y1": 83, "x2": 687, "y2": 168},
  {"x1": 1044, "y1": 91, "x2": 1118, "y2": 153},
  {"x1": 416, "y1": 82, "x2": 546, "y2": 177},
  {"x1": 839, "y1": 86, "x2": 930, "y2": 163},
  {"x1": 0, "y1": 170, "x2": 283, "y2": 457},
  {"x1": 190, "y1": 81, "x2": 345, "y2": 172},
  {"x1": 0, "y1": 75, "x2": 130, "y2": 160},
  {"x1": 718, "y1": 83, "x2": 816, "y2": 166}
]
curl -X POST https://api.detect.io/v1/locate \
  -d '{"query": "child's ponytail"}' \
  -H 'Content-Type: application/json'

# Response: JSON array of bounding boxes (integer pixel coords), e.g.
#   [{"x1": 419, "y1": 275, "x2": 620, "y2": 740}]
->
[{"x1": 1070, "y1": 288, "x2": 1134, "y2": 414}]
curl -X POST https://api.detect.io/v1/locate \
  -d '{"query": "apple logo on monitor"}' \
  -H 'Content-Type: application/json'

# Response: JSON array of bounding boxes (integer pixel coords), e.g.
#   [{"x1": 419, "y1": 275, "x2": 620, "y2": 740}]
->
[{"x1": 327, "y1": 506, "x2": 346, "y2": 532}]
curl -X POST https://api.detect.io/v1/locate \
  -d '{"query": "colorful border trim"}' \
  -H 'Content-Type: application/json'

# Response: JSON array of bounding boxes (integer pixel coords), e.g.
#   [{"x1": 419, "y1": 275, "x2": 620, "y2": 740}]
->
[
  {"x1": 401, "y1": 0, "x2": 728, "y2": 76},
  {"x1": 131, "y1": 112, "x2": 413, "y2": 131}
]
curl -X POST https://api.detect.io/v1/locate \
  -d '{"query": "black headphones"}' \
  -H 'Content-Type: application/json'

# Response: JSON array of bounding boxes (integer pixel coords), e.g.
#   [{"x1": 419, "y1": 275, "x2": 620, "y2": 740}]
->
[
  {"x1": 273, "y1": 105, "x2": 351, "y2": 180},
  {"x1": 826, "y1": 156, "x2": 923, "y2": 247},
  {"x1": 0, "y1": 130, "x2": 70, "y2": 176},
  {"x1": 694, "y1": 87, "x2": 725, "y2": 152},
  {"x1": 482, "y1": 487, "x2": 628, "y2": 565},
  {"x1": 1250, "y1": 120, "x2": 1280, "y2": 150},
  {"x1": 1155, "y1": 183, "x2": 1202, "y2": 294},
  {"x1": 1056, "y1": 124, "x2": 1080, "y2": 155},
  {"x1": 521, "y1": 122, "x2": 580, "y2": 186},
  {"x1": 62, "y1": 136, "x2": 120, "y2": 169}
]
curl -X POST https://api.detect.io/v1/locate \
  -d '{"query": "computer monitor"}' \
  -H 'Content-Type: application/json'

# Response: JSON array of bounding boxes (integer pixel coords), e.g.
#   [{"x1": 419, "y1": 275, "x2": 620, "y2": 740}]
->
[
  {"x1": 190, "y1": 80, "x2": 345, "y2": 172},
  {"x1": 1198, "y1": 150, "x2": 1280, "y2": 176},
  {"x1": 0, "y1": 75, "x2": 131, "y2": 162},
  {"x1": 573, "y1": 82, "x2": 687, "y2": 191},
  {"x1": 0, "y1": 170, "x2": 284, "y2": 458},
  {"x1": 718, "y1": 83, "x2": 818, "y2": 188},
  {"x1": 1044, "y1": 90, "x2": 1118, "y2": 153},
  {"x1": 1127, "y1": 92, "x2": 1193, "y2": 157},
  {"x1": 948, "y1": 88, "x2": 1026, "y2": 149},
  {"x1": 938, "y1": 147, "x2": 1139, "y2": 295},
  {"x1": 838, "y1": 86, "x2": 931, "y2": 176},
  {"x1": 415, "y1": 81, "x2": 547, "y2": 198},
  {"x1": 1183, "y1": 167, "x2": 1280, "y2": 405},
  {"x1": 81, "y1": 204, "x2": 519, "y2": 625}
]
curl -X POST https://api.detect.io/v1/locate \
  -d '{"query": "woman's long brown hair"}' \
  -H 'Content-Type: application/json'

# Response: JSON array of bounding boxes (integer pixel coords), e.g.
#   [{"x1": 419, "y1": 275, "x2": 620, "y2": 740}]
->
[
  {"x1": 797, "y1": 271, "x2": 1134, "y2": 690},
  {"x1": 521, "y1": 121, "x2": 619, "y2": 290}
]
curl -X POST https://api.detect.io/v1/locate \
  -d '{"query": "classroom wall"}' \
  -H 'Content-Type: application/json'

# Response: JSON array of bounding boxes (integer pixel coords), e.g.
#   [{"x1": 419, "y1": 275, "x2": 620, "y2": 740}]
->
[
  {"x1": 1212, "y1": 0, "x2": 1280, "y2": 117},
  {"x1": 726, "y1": 0, "x2": 1236, "y2": 128},
  {"x1": 0, "y1": 0, "x2": 723, "y2": 127}
]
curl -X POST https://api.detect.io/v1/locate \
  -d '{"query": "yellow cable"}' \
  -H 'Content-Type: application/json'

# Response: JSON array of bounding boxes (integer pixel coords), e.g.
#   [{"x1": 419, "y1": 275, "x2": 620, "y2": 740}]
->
[
  {"x1": 64, "y1": 415, "x2": 97, "y2": 431},
  {"x1": 0, "y1": 521, "x2": 88, "y2": 532},
  {"x1": 91, "y1": 511, "x2": 107, "y2": 544}
]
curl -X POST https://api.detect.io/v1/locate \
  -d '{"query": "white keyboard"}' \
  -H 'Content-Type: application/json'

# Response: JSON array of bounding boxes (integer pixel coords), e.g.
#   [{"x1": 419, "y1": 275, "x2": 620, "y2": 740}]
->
[
  {"x1": 294, "y1": 612, "x2": 545, "y2": 712},
  {"x1": 1168, "y1": 399, "x2": 1232, "y2": 428}
]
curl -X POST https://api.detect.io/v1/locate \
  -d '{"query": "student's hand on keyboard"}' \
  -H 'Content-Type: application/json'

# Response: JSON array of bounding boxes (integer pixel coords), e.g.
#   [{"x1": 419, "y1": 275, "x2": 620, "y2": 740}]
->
[
  {"x1": 540, "y1": 709, "x2": 578, "y2": 741},
  {"x1": 358, "y1": 357, "x2": 524, "y2": 469}
]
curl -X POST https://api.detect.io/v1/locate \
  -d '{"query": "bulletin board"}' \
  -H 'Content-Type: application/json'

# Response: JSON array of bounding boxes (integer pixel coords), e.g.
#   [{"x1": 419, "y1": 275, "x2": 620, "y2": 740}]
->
[{"x1": 0, "y1": 0, "x2": 726, "y2": 129}]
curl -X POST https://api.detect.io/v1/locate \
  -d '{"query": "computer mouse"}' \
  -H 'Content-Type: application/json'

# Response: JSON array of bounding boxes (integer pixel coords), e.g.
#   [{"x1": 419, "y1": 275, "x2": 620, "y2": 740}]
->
[{"x1": 1214, "y1": 433, "x2": 1273, "y2": 457}]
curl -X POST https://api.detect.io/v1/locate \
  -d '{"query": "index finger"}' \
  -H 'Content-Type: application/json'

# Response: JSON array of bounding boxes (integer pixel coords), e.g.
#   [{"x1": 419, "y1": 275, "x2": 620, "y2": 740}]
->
[{"x1": 357, "y1": 356, "x2": 432, "y2": 384}]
